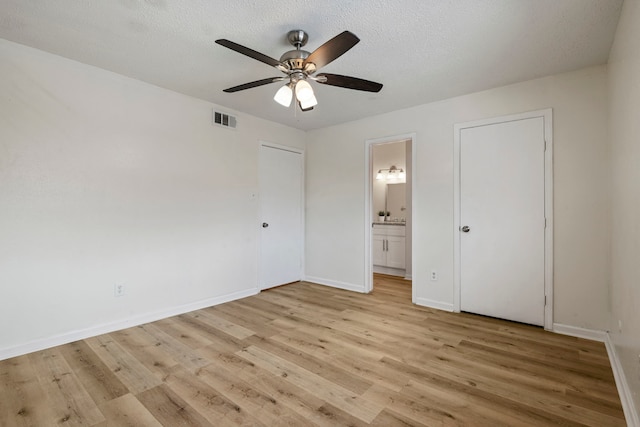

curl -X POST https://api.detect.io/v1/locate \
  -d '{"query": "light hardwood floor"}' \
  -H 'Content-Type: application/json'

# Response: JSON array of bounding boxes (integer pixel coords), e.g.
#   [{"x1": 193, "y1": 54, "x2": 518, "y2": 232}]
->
[{"x1": 0, "y1": 274, "x2": 625, "y2": 426}]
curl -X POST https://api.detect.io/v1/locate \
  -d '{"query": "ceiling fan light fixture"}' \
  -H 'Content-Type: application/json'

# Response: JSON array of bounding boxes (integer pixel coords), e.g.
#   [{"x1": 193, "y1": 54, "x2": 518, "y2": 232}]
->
[
  {"x1": 299, "y1": 93, "x2": 318, "y2": 110},
  {"x1": 298, "y1": 101, "x2": 314, "y2": 112},
  {"x1": 217, "y1": 30, "x2": 383, "y2": 113},
  {"x1": 295, "y1": 80, "x2": 315, "y2": 103},
  {"x1": 274, "y1": 84, "x2": 293, "y2": 107}
]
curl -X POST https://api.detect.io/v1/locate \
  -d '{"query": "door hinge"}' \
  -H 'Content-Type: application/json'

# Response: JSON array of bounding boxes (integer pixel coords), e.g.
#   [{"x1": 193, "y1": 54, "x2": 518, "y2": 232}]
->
[
  {"x1": 544, "y1": 218, "x2": 547, "y2": 228},
  {"x1": 544, "y1": 140, "x2": 547, "y2": 151},
  {"x1": 544, "y1": 295, "x2": 547, "y2": 306}
]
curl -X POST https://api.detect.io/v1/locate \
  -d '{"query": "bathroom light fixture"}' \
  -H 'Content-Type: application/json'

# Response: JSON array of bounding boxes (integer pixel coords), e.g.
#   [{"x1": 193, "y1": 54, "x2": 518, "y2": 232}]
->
[{"x1": 376, "y1": 165, "x2": 406, "y2": 182}]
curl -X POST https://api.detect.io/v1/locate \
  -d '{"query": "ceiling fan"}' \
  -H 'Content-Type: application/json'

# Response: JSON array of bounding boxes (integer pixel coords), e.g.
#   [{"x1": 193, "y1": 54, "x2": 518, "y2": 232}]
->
[{"x1": 215, "y1": 30, "x2": 383, "y2": 111}]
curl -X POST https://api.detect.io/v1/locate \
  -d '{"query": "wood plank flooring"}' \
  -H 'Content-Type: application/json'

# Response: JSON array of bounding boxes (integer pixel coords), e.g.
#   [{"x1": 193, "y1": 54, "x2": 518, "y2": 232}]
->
[{"x1": 0, "y1": 274, "x2": 625, "y2": 426}]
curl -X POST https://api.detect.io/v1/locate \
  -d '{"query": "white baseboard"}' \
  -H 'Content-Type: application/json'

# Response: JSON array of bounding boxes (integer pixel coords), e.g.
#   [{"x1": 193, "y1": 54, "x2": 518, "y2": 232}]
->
[
  {"x1": 0, "y1": 288, "x2": 259, "y2": 361},
  {"x1": 552, "y1": 323, "x2": 639, "y2": 426},
  {"x1": 552, "y1": 323, "x2": 608, "y2": 342},
  {"x1": 373, "y1": 265, "x2": 406, "y2": 276},
  {"x1": 605, "y1": 334, "x2": 640, "y2": 427},
  {"x1": 414, "y1": 297, "x2": 454, "y2": 312},
  {"x1": 304, "y1": 276, "x2": 366, "y2": 293}
]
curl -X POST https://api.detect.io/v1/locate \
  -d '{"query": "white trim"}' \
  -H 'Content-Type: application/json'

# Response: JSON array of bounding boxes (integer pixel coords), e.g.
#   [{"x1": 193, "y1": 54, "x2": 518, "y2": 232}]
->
[
  {"x1": 409, "y1": 137, "x2": 417, "y2": 304},
  {"x1": 542, "y1": 111, "x2": 554, "y2": 329},
  {"x1": 372, "y1": 265, "x2": 406, "y2": 276},
  {"x1": 364, "y1": 142, "x2": 372, "y2": 293},
  {"x1": 453, "y1": 126, "x2": 461, "y2": 312},
  {"x1": 305, "y1": 276, "x2": 366, "y2": 293},
  {"x1": 605, "y1": 335, "x2": 640, "y2": 427},
  {"x1": 0, "y1": 288, "x2": 258, "y2": 361},
  {"x1": 364, "y1": 133, "x2": 417, "y2": 297},
  {"x1": 258, "y1": 141, "x2": 305, "y2": 291},
  {"x1": 552, "y1": 323, "x2": 607, "y2": 342},
  {"x1": 453, "y1": 109, "x2": 553, "y2": 330},
  {"x1": 259, "y1": 140, "x2": 305, "y2": 155},
  {"x1": 414, "y1": 297, "x2": 454, "y2": 312},
  {"x1": 551, "y1": 325, "x2": 639, "y2": 426}
]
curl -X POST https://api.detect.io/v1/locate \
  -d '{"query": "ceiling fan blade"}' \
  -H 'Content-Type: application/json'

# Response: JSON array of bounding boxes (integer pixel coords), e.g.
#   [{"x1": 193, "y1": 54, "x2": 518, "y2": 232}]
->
[
  {"x1": 216, "y1": 39, "x2": 287, "y2": 71},
  {"x1": 303, "y1": 31, "x2": 359, "y2": 70},
  {"x1": 316, "y1": 73, "x2": 383, "y2": 92},
  {"x1": 223, "y1": 77, "x2": 285, "y2": 93}
]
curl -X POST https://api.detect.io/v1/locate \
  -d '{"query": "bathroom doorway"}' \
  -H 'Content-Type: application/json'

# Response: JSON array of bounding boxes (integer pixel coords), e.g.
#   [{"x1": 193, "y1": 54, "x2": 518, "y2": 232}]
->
[{"x1": 365, "y1": 133, "x2": 415, "y2": 300}]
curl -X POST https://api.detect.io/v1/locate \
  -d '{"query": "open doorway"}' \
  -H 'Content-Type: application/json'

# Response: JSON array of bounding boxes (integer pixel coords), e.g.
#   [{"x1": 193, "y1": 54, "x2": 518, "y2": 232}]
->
[{"x1": 365, "y1": 133, "x2": 415, "y2": 300}]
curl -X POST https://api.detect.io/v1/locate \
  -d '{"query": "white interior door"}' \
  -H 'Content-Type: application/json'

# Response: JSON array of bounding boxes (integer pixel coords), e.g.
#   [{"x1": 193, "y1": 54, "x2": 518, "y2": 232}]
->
[
  {"x1": 460, "y1": 117, "x2": 545, "y2": 326},
  {"x1": 259, "y1": 144, "x2": 303, "y2": 290}
]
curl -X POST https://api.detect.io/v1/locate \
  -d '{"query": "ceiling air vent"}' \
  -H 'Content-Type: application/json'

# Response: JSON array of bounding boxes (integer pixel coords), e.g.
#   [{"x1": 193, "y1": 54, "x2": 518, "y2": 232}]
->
[{"x1": 213, "y1": 110, "x2": 237, "y2": 129}]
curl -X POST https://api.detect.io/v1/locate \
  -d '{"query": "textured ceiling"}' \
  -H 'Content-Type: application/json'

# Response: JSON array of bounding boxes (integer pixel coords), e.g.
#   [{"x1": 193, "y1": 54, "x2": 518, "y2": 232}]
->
[{"x1": 0, "y1": 0, "x2": 623, "y2": 130}]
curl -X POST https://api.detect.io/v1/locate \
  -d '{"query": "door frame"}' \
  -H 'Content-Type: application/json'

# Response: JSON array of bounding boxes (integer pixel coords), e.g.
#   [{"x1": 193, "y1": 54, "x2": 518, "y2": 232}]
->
[
  {"x1": 364, "y1": 132, "x2": 417, "y2": 300},
  {"x1": 258, "y1": 141, "x2": 305, "y2": 290},
  {"x1": 453, "y1": 109, "x2": 553, "y2": 330}
]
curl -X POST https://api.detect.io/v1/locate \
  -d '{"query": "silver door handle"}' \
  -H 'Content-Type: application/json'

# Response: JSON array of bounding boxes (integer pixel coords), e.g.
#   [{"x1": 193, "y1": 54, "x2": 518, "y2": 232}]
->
[
  {"x1": 461, "y1": 225, "x2": 470, "y2": 233},
  {"x1": 262, "y1": 222, "x2": 269, "y2": 228}
]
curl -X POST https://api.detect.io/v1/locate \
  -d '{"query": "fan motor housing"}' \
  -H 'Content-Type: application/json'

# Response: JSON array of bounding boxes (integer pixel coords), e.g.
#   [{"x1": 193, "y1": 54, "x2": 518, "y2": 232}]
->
[{"x1": 280, "y1": 49, "x2": 310, "y2": 71}]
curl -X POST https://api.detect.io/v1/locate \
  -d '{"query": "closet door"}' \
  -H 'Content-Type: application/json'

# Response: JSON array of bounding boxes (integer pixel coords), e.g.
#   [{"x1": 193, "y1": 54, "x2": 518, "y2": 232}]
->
[
  {"x1": 259, "y1": 144, "x2": 303, "y2": 290},
  {"x1": 459, "y1": 117, "x2": 545, "y2": 326}
]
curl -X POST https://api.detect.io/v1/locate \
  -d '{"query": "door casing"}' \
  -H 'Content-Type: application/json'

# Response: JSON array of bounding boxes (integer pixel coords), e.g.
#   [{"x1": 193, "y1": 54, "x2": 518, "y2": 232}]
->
[
  {"x1": 453, "y1": 109, "x2": 553, "y2": 330},
  {"x1": 364, "y1": 133, "x2": 416, "y2": 298}
]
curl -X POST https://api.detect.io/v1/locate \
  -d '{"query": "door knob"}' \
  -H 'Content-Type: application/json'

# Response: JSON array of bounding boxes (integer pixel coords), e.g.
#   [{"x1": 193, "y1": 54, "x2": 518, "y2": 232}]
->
[
  {"x1": 262, "y1": 222, "x2": 269, "y2": 228},
  {"x1": 461, "y1": 225, "x2": 470, "y2": 233}
]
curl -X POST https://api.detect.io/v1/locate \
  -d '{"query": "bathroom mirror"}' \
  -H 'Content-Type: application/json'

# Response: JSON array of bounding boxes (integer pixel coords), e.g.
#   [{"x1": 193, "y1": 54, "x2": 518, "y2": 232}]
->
[{"x1": 386, "y1": 183, "x2": 406, "y2": 220}]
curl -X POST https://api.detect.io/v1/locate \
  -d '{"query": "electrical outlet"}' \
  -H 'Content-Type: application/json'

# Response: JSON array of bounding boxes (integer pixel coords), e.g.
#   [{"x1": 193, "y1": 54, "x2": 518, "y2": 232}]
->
[
  {"x1": 114, "y1": 284, "x2": 125, "y2": 297},
  {"x1": 430, "y1": 270, "x2": 438, "y2": 281},
  {"x1": 618, "y1": 320, "x2": 623, "y2": 333}
]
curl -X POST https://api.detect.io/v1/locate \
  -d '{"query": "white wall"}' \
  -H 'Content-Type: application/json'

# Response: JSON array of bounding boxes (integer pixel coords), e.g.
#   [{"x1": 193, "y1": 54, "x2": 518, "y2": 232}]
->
[
  {"x1": 608, "y1": 0, "x2": 640, "y2": 416},
  {"x1": 0, "y1": 39, "x2": 305, "y2": 358},
  {"x1": 306, "y1": 65, "x2": 610, "y2": 330}
]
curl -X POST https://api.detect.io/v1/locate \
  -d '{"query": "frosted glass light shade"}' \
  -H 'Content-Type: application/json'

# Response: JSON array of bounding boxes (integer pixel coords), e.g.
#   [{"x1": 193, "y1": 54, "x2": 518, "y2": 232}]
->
[
  {"x1": 295, "y1": 80, "x2": 315, "y2": 102},
  {"x1": 299, "y1": 93, "x2": 318, "y2": 110},
  {"x1": 274, "y1": 84, "x2": 293, "y2": 107}
]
